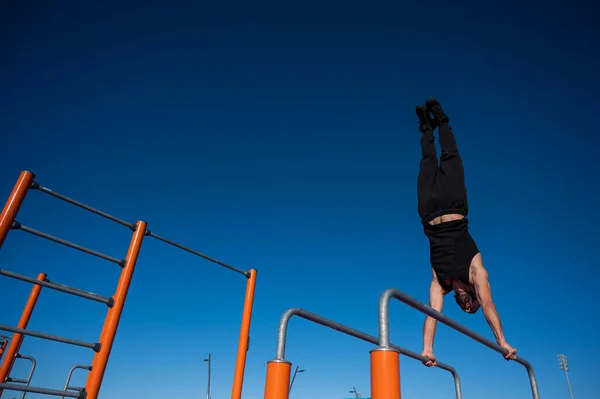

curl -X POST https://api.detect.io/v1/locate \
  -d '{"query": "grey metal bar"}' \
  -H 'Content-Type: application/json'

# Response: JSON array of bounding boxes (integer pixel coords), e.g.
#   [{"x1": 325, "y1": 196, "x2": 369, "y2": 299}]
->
[
  {"x1": 146, "y1": 230, "x2": 249, "y2": 277},
  {"x1": 32, "y1": 182, "x2": 134, "y2": 230},
  {"x1": 12, "y1": 354, "x2": 37, "y2": 399},
  {"x1": 13, "y1": 222, "x2": 125, "y2": 266},
  {"x1": 61, "y1": 365, "x2": 92, "y2": 399},
  {"x1": 0, "y1": 325, "x2": 100, "y2": 352},
  {"x1": 274, "y1": 307, "x2": 462, "y2": 399},
  {"x1": 378, "y1": 288, "x2": 540, "y2": 399},
  {"x1": 0, "y1": 383, "x2": 84, "y2": 398},
  {"x1": 0, "y1": 269, "x2": 113, "y2": 307}
]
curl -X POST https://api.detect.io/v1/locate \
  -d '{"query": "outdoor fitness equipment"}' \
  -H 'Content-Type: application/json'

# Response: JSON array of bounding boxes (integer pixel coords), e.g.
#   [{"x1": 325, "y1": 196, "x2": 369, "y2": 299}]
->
[{"x1": 0, "y1": 171, "x2": 256, "y2": 399}]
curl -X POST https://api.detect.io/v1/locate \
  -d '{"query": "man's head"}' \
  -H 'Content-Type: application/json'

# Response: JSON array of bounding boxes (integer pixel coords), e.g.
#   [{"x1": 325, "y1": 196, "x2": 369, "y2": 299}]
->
[{"x1": 452, "y1": 282, "x2": 480, "y2": 314}]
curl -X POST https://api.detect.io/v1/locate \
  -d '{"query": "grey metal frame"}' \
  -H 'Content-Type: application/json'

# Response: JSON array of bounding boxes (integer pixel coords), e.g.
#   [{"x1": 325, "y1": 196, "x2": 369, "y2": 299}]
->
[
  {"x1": 60, "y1": 365, "x2": 92, "y2": 399},
  {"x1": 5, "y1": 354, "x2": 36, "y2": 399},
  {"x1": 378, "y1": 288, "x2": 540, "y2": 399},
  {"x1": 274, "y1": 308, "x2": 463, "y2": 399}
]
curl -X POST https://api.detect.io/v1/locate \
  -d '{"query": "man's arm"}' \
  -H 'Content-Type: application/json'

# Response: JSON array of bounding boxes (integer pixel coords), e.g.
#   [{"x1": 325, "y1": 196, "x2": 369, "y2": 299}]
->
[
  {"x1": 422, "y1": 270, "x2": 445, "y2": 366},
  {"x1": 471, "y1": 264, "x2": 517, "y2": 360}
]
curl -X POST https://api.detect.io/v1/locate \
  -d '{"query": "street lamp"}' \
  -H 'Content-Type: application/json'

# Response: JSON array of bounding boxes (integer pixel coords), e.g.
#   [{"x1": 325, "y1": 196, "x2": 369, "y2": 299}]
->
[
  {"x1": 203, "y1": 353, "x2": 211, "y2": 399},
  {"x1": 349, "y1": 386, "x2": 361, "y2": 398},
  {"x1": 558, "y1": 354, "x2": 574, "y2": 399},
  {"x1": 288, "y1": 365, "x2": 306, "y2": 393}
]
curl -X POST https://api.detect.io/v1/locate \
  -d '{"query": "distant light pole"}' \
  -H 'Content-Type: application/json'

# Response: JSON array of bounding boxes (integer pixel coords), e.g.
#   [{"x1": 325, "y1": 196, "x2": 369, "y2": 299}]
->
[
  {"x1": 288, "y1": 365, "x2": 306, "y2": 393},
  {"x1": 203, "y1": 353, "x2": 211, "y2": 399},
  {"x1": 558, "y1": 354, "x2": 574, "y2": 399},
  {"x1": 349, "y1": 386, "x2": 361, "y2": 398}
]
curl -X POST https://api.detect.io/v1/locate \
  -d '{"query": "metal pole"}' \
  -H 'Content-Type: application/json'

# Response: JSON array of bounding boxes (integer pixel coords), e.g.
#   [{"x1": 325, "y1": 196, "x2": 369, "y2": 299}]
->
[
  {"x1": 273, "y1": 307, "x2": 462, "y2": 398},
  {"x1": 558, "y1": 354, "x2": 574, "y2": 399},
  {"x1": 204, "y1": 353, "x2": 211, "y2": 399},
  {"x1": 83, "y1": 221, "x2": 146, "y2": 399},
  {"x1": 231, "y1": 268, "x2": 257, "y2": 399},
  {"x1": 289, "y1": 365, "x2": 305, "y2": 394},
  {"x1": 289, "y1": 365, "x2": 299, "y2": 393},
  {"x1": 379, "y1": 288, "x2": 540, "y2": 399},
  {"x1": 0, "y1": 272, "x2": 46, "y2": 395}
]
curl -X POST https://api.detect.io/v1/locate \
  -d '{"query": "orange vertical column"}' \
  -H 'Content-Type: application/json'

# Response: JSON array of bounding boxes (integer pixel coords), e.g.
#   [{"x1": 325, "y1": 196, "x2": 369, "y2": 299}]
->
[
  {"x1": 263, "y1": 359, "x2": 291, "y2": 399},
  {"x1": 231, "y1": 268, "x2": 257, "y2": 399},
  {"x1": 0, "y1": 272, "x2": 46, "y2": 392},
  {"x1": 370, "y1": 347, "x2": 401, "y2": 399},
  {"x1": 0, "y1": 170, "x2": 35, "y2": 249},
  {"x1": 83, "y1": 220, "x2": 147, "y2": 399}
]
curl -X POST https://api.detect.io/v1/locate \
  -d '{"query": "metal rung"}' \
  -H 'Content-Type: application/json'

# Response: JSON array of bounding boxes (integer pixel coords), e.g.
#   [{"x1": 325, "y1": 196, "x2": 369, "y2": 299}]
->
[
  {"x1": 32, "y1": 182, "x2": 135, "y2": 230},
  {"x1": 66, "y1": 386, "x2": 83, "y2": 391},
  {"x1": 6, "y1": 377, "x2": 28, "y2": 384},
  {"x1": 12, "y1": 221, "x2": 125, "y2": 266},
  {"x1": 0, "y1": 325, "x2": 100, "y2": 352},
  {"x1": 0, "y1": 269, "x2": 114, "y2": 307},
  {"x1": 146, "y1": 230, "x2": 249, "y2": 277},
  {"x1": 0, "y1": 383, "x2": 86, "y2": 399}
]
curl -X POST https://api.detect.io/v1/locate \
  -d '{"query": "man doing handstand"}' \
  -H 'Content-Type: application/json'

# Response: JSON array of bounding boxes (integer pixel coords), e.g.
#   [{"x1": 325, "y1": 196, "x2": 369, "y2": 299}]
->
[{"x1": 415, "y1": 98, "x2": 517, "y2": 366}]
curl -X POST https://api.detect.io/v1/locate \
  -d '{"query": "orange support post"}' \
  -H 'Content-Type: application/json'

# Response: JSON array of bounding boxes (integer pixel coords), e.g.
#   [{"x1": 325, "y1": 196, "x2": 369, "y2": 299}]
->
[
  {"x1": 0, "y1": 170, "x2": 35, "y2": 249},
  {"x1": 83, "y1": 221, "x2": 146, "y2": 399},
  {"x1": 0, "y1": 339, "x2": 7, "y2": 361},
  {"x1": 231, "y1": 268, "x2": 257, "y2": 399},
  {"x1": 0, "y1": 272, "x2": 46, "y2": 392},
  {"x1": 370, "y1": 347, "x2": 401, "y2": 399},
  {"x1": 264, "y1": 360, "x2": 291, "y2": 399}
]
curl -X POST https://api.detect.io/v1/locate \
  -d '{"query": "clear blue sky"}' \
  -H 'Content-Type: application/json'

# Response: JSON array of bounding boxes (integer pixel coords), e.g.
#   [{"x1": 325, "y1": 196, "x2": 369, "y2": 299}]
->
[{"x1": 1, "y1": 1, "x2": 598, "y2": 398}]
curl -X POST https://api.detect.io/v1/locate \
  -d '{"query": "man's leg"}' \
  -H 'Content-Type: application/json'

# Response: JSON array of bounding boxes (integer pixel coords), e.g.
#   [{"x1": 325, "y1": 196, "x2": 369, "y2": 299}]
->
[
  {"x1": 416, "y1": 105, "x2": 438, "y2": 220},
  {"x1": 426, "y1": 99, "x2": 467, "y2": 198}
]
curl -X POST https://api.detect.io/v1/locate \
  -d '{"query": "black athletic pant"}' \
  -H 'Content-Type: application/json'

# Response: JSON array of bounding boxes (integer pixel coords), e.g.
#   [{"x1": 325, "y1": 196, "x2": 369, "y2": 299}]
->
[{"x1": 417, "y1": 122, "x2": 469, "y2": 223}]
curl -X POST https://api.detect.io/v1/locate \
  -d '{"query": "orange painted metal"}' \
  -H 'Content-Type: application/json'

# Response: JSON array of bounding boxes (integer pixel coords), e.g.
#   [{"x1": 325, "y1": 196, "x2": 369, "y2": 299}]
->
[
  {"x1": 83, "y1": 221, "x2": 146, "y2": 399},
  {"x1": 0, "y1": 272, "x2": 46, "y2": 391},
  {"x1": 370, "y1": 347, "x2": 401, "y2": 399},
  {"x1": 263, "y1": 360, "x2": 291, "y2": 399},
  {"x1": 231, "y1": 268, "x2": 257, "y2": 399},
  {"x1": 0, "y1": 340, "x2": 7, "y2": 361},
  {"x1": 0, "y1": 170, "x2": 35, "y2": 249}
]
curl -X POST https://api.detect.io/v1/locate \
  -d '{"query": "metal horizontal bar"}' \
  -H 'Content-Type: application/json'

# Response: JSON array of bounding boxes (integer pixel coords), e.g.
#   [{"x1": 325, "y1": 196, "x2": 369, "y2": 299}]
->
[
  {"x1": 13, "y1": 222, "x2": 125, "y2": 266},
  {"x1": 146, "y1": 230, "x2": 249, "y2": 277},
  {"x1": 32, "y1": 182, "x2": 134, "y2": 230},
  {"x1": 0, "y1": 325, "x2": 100, "y2": 352},
  {"x1": 379, "y1": 288, "x2": 539, "y2": 399},
  {"x1": 274, "y1": 308, "x2": 462, "y2": 399},
  {"x1": 7, "y1": 378, "x2": 28, "y2": 384},
  {"x1": 0, "y1": 383, "x2": 84, "y2": 398},
  {"x1": 0, "y1": 269, "x2": 113, "y2": 307},
  {"x1": 66, "y1": 386, "x2": 83, "y2": 391}
]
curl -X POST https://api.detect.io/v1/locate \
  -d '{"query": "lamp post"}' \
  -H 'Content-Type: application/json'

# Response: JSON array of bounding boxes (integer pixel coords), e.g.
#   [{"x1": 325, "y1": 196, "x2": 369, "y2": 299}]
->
[
  {"x1": 288, "y1": 365, "x2": 306, "y2": 393},
  {"x1": 203, "y1": 353, "x2": 211, "y2": 399},
  {"x1": 558, "y1": 354, "x2": 574, "y2": 399},
  {"x1": 349, "y1": 386, "x2": 361, "y2": 398}
]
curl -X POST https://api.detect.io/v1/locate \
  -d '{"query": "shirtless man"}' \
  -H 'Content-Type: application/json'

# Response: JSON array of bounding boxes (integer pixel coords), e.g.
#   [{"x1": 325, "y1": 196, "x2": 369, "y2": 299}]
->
[{"x1": 415, "y1": 99, "x2": 517, "y2": 366}]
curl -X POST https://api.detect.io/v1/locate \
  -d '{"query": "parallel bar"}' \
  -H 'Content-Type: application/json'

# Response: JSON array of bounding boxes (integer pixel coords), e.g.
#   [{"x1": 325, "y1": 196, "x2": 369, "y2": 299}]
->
[
  {"x1": 274, "y1": 307, "x2": 462, "y2": 399},
  {"x1": 0, "y1": 170, "x2": 35, "y2": 249},
  {"x1": 378, "y1": 288, "x2": 540, "y2": 399},
  {"x1": 61, "y1": 365, "x2": 92, "y2": 399},
  {"x1": 0, "y1": 383, "x2": 83, "y2": 399},
  {"x1": 0, "y1": 269, "x2": 113, "y2": 306},
  {"x1": 85, "y1": 220, "x2": 147, "y2": 399},
  {"x1": 231, "y1": 268, "x2": 257, "y2": 399},
  {"x1": 0, "y1": 272, "x2": 45, "y2": 395},
  {"x1": 13, "y1": 222, "x2": 124, "y2": 266},
  {"x1": 146, "y1": 230, "x2": 249, "y2": 277},
  {"x1": 12, "y1": 354, "x2": 37, "y2": 399},
  {"x1": 32, "y1": 183, "x2": 134, "y2": 229},
  {"x1": 8, "y1": 378, "x2": 28, "y2": 384},
  {"x1": 0, "y1": 325, "x2": 99, "y2": 351}
]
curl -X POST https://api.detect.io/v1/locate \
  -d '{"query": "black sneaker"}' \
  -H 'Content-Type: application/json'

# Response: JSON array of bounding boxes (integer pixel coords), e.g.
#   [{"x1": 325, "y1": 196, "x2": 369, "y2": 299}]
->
[
  {"x1": 426, "y1": 98, "x2": 449, "y2": 124},
  {"x1": 416, "y1": 105, "x2": 436, "y2": 133}
]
